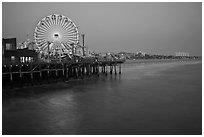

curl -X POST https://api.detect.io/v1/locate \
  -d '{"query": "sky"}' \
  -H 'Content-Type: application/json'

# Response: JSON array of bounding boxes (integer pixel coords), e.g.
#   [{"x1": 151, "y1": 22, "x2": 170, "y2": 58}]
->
[{"x1": 2, "y1": 2, "x2": 202, "y2": 56}]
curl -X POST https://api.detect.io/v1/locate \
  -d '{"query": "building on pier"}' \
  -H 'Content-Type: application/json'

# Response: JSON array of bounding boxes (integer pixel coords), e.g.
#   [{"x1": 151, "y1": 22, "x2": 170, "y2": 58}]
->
[{"x1": 2, "y1": 38, "x2": 38, "y2": 65}]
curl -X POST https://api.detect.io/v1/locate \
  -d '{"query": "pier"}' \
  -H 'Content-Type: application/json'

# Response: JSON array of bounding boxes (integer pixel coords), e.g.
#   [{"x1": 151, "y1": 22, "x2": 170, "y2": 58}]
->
[
  {"x1": 2, "y1": 13, "x2": 126, "y2": 89},
  {"x1": 2, "y1": 59, "x2": 124, "y2": 89}
]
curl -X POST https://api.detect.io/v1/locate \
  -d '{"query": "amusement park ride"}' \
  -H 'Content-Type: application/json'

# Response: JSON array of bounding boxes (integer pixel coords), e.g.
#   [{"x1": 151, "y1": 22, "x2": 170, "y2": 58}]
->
[
  {"x1": 33, "y1": 14, "x2": 85, "y2": 62},
  {"x1": 16, "y1": 14, "x2": 124, "y2": 64}
]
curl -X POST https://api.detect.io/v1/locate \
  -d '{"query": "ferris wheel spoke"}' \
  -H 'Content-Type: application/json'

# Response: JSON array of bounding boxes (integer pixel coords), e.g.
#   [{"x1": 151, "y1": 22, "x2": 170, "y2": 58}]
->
[
  {"x1": 36, "y1": 27, "x2": 47, "y2": 33},
  {"x1": 40, "y1": 26, "x2": 49, "y2": 32},
  {"x1": 38, "y1": 25, "x2": 50, "y2": 33},
  {"x1": 66, "y1": 37, "x2": 77, "y2": 41},
  {"x1": 63, "y1": 19, "x2": 72, "y2": 29},
  {"x1": 35, "y1": 28, "x2": 46, "y2": 33},
  {"x1": 52, "y1": 18, "x2": 55, "y2": 26},
  {"x1": 41, "y1": 44, "x2": 48, "y2": 52},
  {"x1": 66, "y1": 31, "x2": 78, "y2": 36},
  {"x1": 40, "y1": 20, "x2": 50, "y2": 29},
  {"x1": 45, "y1": 17, "x2": 52, "y2": 26},
  {"x1": 66, "y1": 34, "x2": 77, "y2": 38},
  {"x1": 35, "y1": 30, "x2": 44, "y2": 35},
  {"x1": 62, "y1": 43, "x2": 69, "y2": 49},
  {"x1": 67, "y1": 39, "x2": 76, "y2": 44},
  {"x1": 35, "y1": 36, "x2": 47, "y2": 40},
  {"x1": 39, "y1": 41, "x2": 47, "y2": 47},
  {"x1": 72, "y1": 22, "x2": 77, "y2": 28},
  {"x1": 35, "y1": 33, "x2": 46, "y2": 39},
  {"x1": 62, "y1": 21, "x2": 71, "y2": 31},
  {"x1": 67, "y1": 29, "x2": 77, "y2": 35},
  {"x1": 67, "y1": 27, "x2": 76, "y2": 32},
  {"x1": 35, "y1": 33, "x2": 46, "y2": 37},
  {"x1": 67, "y1": 32, "x2": 77, "y2": 37},
  {"x1": 35, "y1": 33, "x2": 45, "y2": 37},
  {"x1": 67, "y1": 38, "x2": 77, "y2": 43},
  {"x1": 65, "y1": 43, "x2": 73, "y2": 48},
  {"x1": 35, "y1": 32, "x2": 45, "y2": 36},
  {"x1": 38, "y1": 23, "x2": 49, "y2": 30},
  {"x1": 67, "y1": 36, "x2": 77, "y2": 40},
  {"x1": 47, "y1": 17, "x2": 54, "y2": 27},
  {"x1": 66, "y1": 24, "x2": 77, "y2": 32},
  {"x1": 64, "y1": 43, "x2": 72, "y2": 49},
  {"x1": 66, "y1": 36, "x2": 77, "y2": 39},
  {"x1": 65, "y1": 32, "x2": 78, "y2": 36},
  {"x1": 49, "y1": 15, "x2": 54, "y2": 26},
  {"x1": 56, "y1": 18, "x2": 59, "y2": 26},
  {"x1": 64, "y1": 22, "x2": 73, "y2": 30},
  {"x1": 55, "y1": 15, "x2": 58, "y2": 25},
  {"x1": 57, "y1": 16, "x2": 62, "y2": 26},
  {"x1": 60, "y1": 44, "x2": 66, "y2": 50},
  {"x1": 64, "y1": 23, "x2": 74, "y2": 31},
  {"x1": 40, "y1": 43, "x2": 47, "y2": 50},
  {"x1": 61, "y1": 18, "x2": 69, "y2": 27},
  {"x1": 37, "y1": 24, "x2": 48, "y2": 31},
  {"x1": 66, "y1": 29, "x2": 76, "y2": 34},
  {"x1": 64, "y1": 41, "x2": 74, "y2": 45},
  {"x1": 71, "y1": 22, "x2": 77, "y2": 28},
  {"x1": 60, "y1": 18, "x2": 66, "y2": 28},
  {"x1": 42, "y1": 20, "x2": 51, "y2": 30},
  {"x1": 54, "y1": 15, "x2": 58, "y2": 25},
  {"x1": 59, "y1": 16, "x2": 66, "y2": 26},
  {"x1": 62, "y1": 43, "x2": 68, "y2": 49},
  {"x1": 59, "y1": 20, "x2": 64, "y2": 27},
  {"x1": 64, "y1": 30, "x2": 77, "y2": 35},
  {"x1": 50, "y1": 14, "x2": 56, "y2": 25},
  {"x1": 54, "y1": 18, "x2": 57, "y2": 26}
]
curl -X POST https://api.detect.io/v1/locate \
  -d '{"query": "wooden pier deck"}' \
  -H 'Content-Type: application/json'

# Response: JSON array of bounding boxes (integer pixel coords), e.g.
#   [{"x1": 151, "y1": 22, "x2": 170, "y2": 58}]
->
[{"x1": 2, "y1": 59, "x2": 125, "y2": 89}]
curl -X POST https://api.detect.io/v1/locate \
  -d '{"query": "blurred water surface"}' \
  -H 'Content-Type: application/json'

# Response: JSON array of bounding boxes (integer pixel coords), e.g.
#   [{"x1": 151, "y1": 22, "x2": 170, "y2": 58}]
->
[{"x1": 2, "y1": 60, "x2": 202, "y2": 135}]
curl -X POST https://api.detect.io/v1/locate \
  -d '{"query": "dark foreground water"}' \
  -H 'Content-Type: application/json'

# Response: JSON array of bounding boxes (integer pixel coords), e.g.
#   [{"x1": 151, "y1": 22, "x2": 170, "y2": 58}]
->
[{"x1": 2, "y1": 60, "x2": 202, "y2": 135}]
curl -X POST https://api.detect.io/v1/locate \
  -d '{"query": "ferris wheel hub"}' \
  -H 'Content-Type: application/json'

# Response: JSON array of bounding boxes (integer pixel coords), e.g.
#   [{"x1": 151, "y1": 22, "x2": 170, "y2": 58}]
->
[
  {"x1": 53, "y1": 33, "x2": 60, "y2": 41},
  {"x1": 54, "y1": 33, "x2": 59, "y2": 38}
]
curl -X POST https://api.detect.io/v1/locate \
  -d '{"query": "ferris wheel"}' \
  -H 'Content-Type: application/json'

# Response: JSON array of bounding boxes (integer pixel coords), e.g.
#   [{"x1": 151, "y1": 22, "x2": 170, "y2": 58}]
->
[{"x1": 34, "y1": 14, "x2": 80, "y2": 60}]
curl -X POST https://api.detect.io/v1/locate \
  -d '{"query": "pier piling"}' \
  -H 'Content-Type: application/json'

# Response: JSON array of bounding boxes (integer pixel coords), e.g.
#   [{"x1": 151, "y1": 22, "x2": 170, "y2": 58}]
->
[
  {"x1": 2, "y1": 59, "x2": 124, "y2": 88},
  {"x1": 119, "y1": 63, "x2": 121, "y2": 74},
  {"x1": 114, "y1": 64, "x2": 117, "y2": 75}
]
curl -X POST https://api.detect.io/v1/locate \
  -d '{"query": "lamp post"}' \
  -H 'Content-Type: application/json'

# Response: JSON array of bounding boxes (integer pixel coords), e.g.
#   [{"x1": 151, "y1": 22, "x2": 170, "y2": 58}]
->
[
  {"x1": 81, "y1": 34, "x2": 85, "y2": 56},
  {"x1": 47, "y1": 41, "x2": 51, "y2": 63}
]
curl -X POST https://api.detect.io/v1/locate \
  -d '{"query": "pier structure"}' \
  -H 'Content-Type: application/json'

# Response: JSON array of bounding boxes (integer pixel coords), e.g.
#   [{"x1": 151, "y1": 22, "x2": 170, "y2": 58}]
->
[
  {"x1": 2, "y1": 59, "x2": 124, "y2": 88},
  {"x1": 2, "y1": 14, "x2": 125, "y2": 89}
]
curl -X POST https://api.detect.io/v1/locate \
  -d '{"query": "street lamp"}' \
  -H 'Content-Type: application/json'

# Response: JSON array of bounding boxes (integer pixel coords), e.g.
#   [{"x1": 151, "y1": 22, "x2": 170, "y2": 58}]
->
[
  {"x1": 81, "y1": 34, "x2": 85, "y2": 56},
  {"x1": 47, "y1": 41, "x2": 51, "y2": 63}
]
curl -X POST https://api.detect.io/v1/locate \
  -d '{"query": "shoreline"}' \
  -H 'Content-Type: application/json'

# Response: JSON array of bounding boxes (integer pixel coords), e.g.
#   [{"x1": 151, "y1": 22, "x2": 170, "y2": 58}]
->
[{"x1": 124, "y1": 58, "x2": 201, "y2": 64}]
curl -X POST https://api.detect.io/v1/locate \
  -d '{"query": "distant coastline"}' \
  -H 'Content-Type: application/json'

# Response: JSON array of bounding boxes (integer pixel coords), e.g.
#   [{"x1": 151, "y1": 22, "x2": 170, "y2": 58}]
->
[{"x1": 124, "y1": 58, "x2": 202, "y2": 64}]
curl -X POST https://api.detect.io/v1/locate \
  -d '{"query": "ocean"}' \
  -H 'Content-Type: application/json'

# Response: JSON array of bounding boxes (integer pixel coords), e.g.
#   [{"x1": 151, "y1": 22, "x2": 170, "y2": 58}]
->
[{"x1": 2, "y1": 60, "x2": 202, "y2": 135}]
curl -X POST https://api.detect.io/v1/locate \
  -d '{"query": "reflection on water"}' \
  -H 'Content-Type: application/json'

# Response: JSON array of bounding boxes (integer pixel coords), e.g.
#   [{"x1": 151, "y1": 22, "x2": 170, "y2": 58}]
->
[{"x1": 2, "y1": 60, "x2": 202, "y2": 135}]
